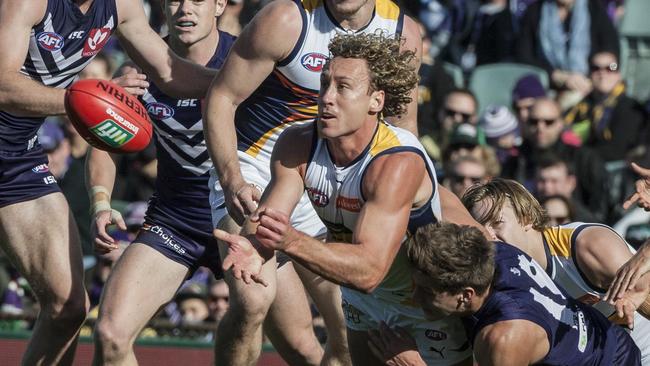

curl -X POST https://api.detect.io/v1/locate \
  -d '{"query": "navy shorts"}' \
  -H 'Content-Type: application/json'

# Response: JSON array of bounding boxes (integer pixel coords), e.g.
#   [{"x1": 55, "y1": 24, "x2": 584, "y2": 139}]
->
[
  {"x1": 611, "y1": 325, "x2": 641, "y2": 365},
  {"x1": 135, "y1": 211, "x2": 222, "y2": 278},
  {"x1": 0, "y1": 146, "x2": 60, "y2": 208}
]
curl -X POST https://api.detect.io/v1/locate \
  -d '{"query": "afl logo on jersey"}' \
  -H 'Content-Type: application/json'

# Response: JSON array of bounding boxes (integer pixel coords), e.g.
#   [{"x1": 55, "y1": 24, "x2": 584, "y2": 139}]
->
[
  {"x1": 82, "y1": 28, "x2": 111, "y2": 57},
  {"x1": 146, "y1": 102, "x2": 174, "y2": 119},
  {"x1": 301, "y1": 52, "x2": 328, "y2": 72},
  {"x1": 36, "y1": 32, "x2": 64, "y2": 51},
  {"x1": 424, "y1": 329, "x2": 447, "y2": 341},
  {"x1": 306, "y1": 187, "x2": 329, "y2": 207}
]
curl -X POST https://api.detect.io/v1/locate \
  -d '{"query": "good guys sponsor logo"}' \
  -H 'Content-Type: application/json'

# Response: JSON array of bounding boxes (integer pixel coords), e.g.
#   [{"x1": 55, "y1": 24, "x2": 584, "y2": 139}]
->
[
  {"x1": 105, "y1": 107, "x2": 140, "y2": 134},
  {"x1": 36, "y1": 32, "x2": 64, "y2": 51},
  {"x1": 144, "y1": 225, "x2": 187, "y2": 255},
  {"x1": 146, "y1": 102, "x2": 174, "y2": 119},
  {"x1": 336, "y1": 196, "x2": 361, "y2": 212},
  {"x1": 82, "y1": 28, "x2": 111, "y2": 57},
  {"x1": 301, "y1": 52, "x2": 327, "y2": 72}
]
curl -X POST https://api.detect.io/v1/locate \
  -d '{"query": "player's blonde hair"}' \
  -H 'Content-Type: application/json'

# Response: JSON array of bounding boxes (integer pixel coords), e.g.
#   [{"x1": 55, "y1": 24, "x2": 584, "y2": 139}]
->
[
  {"x1": 327, "y1": 32, "x2": 418, "y2": 117},
  {"x1": 461, "y1": 178, "x2": 549, "y2": 231}
]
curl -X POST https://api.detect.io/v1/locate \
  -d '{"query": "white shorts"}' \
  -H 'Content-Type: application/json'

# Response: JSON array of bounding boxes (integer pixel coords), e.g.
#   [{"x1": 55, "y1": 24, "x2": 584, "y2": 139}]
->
[
  {"x1": 342, "y1": 288, "x2": 471, "y2": 365},
  {"x1": 209, "y1": 150, "x2": 326, "y2": 238}
]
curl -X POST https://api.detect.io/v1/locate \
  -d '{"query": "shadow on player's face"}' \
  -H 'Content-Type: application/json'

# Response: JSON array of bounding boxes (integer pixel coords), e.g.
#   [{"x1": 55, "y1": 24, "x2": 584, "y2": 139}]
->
[
  {"x1": 411, "y1": 270, "x2": 462, "y2": 320},
  {"x1": 164, "y1": 0, "x2": 225, "y2": 46}
]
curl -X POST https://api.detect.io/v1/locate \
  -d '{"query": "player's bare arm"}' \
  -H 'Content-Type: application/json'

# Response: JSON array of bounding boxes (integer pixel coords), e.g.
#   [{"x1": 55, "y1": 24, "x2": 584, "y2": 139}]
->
[
  {"x1": 0, "y1": 0, "x2": 69, "y2": 116},
  {"x1": 385, "y1": 15, "x2": 421, "y2": 136},
  {"x1": 115, "y1": 0, "x2": 215, "y2": 98},
  {"x1": 203, "y1": 0, "x2": 302, "y2": 223},
  {"x1": 259, "y1": 152, "x2": 426, "y2": 292},
  {"x1": 474, "y1": 320, "x2": 549, "y2": 366}
]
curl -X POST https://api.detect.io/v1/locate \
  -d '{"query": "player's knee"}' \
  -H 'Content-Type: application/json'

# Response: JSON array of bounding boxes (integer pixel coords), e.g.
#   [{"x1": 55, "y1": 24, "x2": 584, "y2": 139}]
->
[
  {"x1": 281, "y1": 333, "x2": 323, "y2": 365},
  {"x1": 94, "y1": 318, "x2": 133, "y2": 358},
  {"x1": 41, "y1": 290, "x2": 88, "y2": 329}
]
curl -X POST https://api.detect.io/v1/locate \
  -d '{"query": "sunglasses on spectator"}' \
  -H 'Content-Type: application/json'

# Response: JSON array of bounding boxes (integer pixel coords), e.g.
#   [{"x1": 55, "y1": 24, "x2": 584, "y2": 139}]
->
[
  {"x1": 450, "y1": 174, "x2": 484, "y2": 184},
  {"x1": 590, "y1": 62, "x2": 618, "y2": 73},
  {"x1": 530, "y1": 117, "x2": 558, "y2": 127},
  {"x1": 444, "y1": 108, "x2": 473, "y2": 123}
]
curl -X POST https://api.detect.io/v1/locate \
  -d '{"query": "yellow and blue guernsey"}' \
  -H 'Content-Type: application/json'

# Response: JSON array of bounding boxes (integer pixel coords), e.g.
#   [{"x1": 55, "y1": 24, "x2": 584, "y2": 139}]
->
[
  {"x1": 543, "y1": 222, "x2": 650, "y2": 364},
  {"x1": 303, "y1": 121, "x2": 471, "y2": 365},
  {"x1": 234, "y1": 0, "x2": 404, "y2": 165}
]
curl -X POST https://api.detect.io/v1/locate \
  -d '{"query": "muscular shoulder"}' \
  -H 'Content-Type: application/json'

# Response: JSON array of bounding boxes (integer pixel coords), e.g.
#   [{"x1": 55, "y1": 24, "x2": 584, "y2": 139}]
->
[
  {"x1": 0, "y1": 0, "x2": 47, "y2": 27},
  {"x1": 237, "y1": 0, "x2": 303, "y2": 61},
  {"x1": 475, "y1": 320, "x2": 548, "y2": 365},
  {"x1": 363, "y1": 152, "x2": 425, "y2": 200},
  {"x1": 272, "y1": 123, "x2": 315, "y2": 174}
]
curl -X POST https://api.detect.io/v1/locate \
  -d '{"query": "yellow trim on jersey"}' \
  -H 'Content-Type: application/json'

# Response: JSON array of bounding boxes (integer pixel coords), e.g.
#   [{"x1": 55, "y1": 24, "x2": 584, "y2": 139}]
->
[
  {"x1": 301, "y1": 0, "x2": 322, "y2": 13},
  {"x1": 244, "y1": 123, "x2": 289, "y2": 158},
  {"x1": 375, "y1": 0, "x2": 401, "y2": 21},
  {"x1": 542, "y1": 225, "x2": 576, "y2": 258},
  {"x1": 369, "y1": 122, "x2": 402, "y2": 156}
]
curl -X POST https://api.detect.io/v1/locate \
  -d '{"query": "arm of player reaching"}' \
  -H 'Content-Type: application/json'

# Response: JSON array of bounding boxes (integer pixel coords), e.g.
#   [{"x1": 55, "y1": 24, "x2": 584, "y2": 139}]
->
[
  {"x1": 85, "y1": 147, "x2": 126, "y2": 254},
  {"x1": 575, "y1": 226, "x2": 650, "y2": 326},
  {"x1": 474, "y1": 320, "x2": 549, "y2": 366},
  {"x1": 385, "y1": 15, "x2": 421, "y2": 136},
  {"x1": 214, "y1": 125, "x2": 311, "y2": 284},
  {"x1": 439, "y1": 185, "x2": 491, "y2": 239},
  {"x1": 256, "y1": 153, "x2": 425, "y2": 293},
  {"x1": 203, "y1": 0, "x2": 302, "y2": 224},
  {"x1": 114, "y1": 0, "x2": 214, "y2": 98},
  {"x1": 0, "y1": 0, "x2": 68, "y2": 117}
]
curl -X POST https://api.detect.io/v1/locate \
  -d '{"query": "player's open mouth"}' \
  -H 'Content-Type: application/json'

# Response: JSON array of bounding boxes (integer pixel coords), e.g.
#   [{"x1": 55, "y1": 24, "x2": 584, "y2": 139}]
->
[
  {"x1": 320, "y1": 112, "x2": 336, "y2": 121},
  {"x1": 175, "y1": 21, "x2": 197, "y2": 30}
]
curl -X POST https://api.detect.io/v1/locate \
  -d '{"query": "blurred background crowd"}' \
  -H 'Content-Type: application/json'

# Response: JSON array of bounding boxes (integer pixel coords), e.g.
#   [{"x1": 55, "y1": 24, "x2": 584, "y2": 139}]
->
[{"x1": 0, "y1": 0, "x2": 649, "y2": 346}]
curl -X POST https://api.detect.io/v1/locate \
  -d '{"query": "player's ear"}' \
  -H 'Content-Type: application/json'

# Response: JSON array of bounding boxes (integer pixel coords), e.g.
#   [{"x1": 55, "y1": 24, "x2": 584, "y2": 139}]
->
[
  {"x1": 369, "y1": 90, "x2": 384, "y2": 114},
  {"x1": 215, "y1": 0, "x2": 227, "y2": 17},
  {"x1": 460, "y1": 287, "x2": 475, "y2": 308}
]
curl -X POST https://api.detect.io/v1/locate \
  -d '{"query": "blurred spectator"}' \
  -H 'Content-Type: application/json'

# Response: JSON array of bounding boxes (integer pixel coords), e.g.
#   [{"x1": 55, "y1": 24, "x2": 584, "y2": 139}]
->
[
  {"x1": 600, "y1": 0, "x2": 625, "y2": 24},
  {"x1": 78, "y1": 52, "x2": 113, "y2": 80},
  {"x1": 176, "y1": 283, "x2": 210, "y2": 325},
  {"x1": 517, "y1": 98, "x2": 609, "y2": 222},
  {"x1": 512, "y1": 73, "x2": 547, "y2": 124},
  {"x1": 113, "y1": 141, "x2": 157, "y2": 202},
  {"x1": 540, "y1": 194, "x2": 576, "y2": 225},
  {"x1": 442, "y1": 123, "x2": 500, "y2": 178},
  {"x1": 417, "y1": 0, "x2": 452, "y2": 59},
  {"x1": 480, "y1": 105, "x2": 522, "y2": 177},
  {"x1": 516, "y1": 0, "x2": 619, "y2": 103},
  {"x1": 218, "y1": 0, "x2": 245, "y2": 36},
  {"x1": 207, "y1": 280, "x2": 229, "y2": 324},
  {"x1": 444, "y1": 155, "x2": 490, "y2": 198},
  {"x1": 564, "y1": 51, "x2": 649, "y2": 162},
  {"x1": 534, "y1": 154, "x2": 598, "y2": 221},
  {"x1": 37, "y1": 120, "x2": 70, "y2": 179}
]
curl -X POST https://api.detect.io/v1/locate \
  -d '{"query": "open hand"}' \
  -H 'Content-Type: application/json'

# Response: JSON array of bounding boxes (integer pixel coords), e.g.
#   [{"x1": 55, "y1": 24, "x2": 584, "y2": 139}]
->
[
  {"x1": 112, "y1": 65, "x2": 149, "y2": 96},
  {"x1": 213, "y1": 229, "x2": 268, "y2": 286},
  {"x1": 623, "y1": 163, "x2": 650, "y2": 211}
]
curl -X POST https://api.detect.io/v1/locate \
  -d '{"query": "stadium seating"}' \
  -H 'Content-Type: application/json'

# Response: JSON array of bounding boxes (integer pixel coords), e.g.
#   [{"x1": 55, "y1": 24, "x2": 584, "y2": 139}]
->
[
  {"x1": 468, "y1": 63, "x2": 549, "y2": 115},
  {"x1": 619, "y1": 0, "x2": 650, "y2": 102}
]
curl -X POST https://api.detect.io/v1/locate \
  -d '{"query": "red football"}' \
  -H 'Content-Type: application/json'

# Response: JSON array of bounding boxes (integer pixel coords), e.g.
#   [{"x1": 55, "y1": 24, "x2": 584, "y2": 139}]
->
[{"x1": 64, "y1": 79, "x2": 152, "y2": 153}]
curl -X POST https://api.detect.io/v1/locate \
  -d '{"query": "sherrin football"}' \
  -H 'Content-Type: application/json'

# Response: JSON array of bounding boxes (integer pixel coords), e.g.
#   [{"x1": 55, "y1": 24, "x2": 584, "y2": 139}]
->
[{"x1": 64, "y1": 79, "x2": 152, "y2": 153}]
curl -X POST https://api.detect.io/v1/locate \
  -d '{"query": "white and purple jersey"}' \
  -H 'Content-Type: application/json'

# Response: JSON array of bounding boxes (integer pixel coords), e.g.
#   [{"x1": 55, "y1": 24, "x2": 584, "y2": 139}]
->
[
  {"x1": 464, "y1": 242, "x2": 640, "y2": 365},
  {"x1": 0, "y1": 0, "x2": 117, "y2": 151}
]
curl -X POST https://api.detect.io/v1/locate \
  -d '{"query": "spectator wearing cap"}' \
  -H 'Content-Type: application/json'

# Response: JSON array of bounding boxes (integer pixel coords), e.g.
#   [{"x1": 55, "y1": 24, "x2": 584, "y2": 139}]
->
[
  {"x1": 175, "y1": 283, "x2": 210, "y2": 325},
  {"x1": 516, "y1": 97, "x2": 609, "y2": 222},
  {"x1": 564, "y1": 51, "x2": 649, "y2": 163},
  {"x1": 512, "y1": 74, "x2": 547, "y2": 125},
  {"x1": 480, "y1": 105, "x2": 522, "y2": 178},
  {"x1": 442, "y1": 123, "x2": 501, "y2": 180}
]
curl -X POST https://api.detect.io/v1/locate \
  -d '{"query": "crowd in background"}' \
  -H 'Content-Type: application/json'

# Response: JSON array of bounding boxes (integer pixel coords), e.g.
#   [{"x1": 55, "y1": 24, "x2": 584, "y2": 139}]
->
[{"x1": 0, "y1": 0, "x2": 648, "y2": 345}]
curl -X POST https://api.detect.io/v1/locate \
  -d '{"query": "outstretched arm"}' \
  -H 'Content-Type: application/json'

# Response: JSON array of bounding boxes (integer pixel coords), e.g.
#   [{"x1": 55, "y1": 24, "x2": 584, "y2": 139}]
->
[
  {"x1": 203, "y1": 0, "x2": 302, "y2": 224},
  {"x1": 115, "y1": 0, "x2": 215, "y2": 98},
  {"x1": 256, "y1": 152, "x2": 426, "y2": 293},
  {"x1": 0, "y1": 0, "x2": 68, "y2": 117}
]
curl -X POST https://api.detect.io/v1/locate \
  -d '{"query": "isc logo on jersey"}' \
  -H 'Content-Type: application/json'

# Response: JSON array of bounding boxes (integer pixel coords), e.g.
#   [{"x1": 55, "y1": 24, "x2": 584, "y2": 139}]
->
[
  {"x1": 146, "y1": 102, "x2": 174, "y2": 119},
  {"x1": 301, "y1": 52, "x2": 327, "y2": 72},
  {"x1": 82, "y1": 28, "x2": 111, "y2": 57},
  {"x1": 36, "y1": 32, "x2": 64, "y2": 51}
]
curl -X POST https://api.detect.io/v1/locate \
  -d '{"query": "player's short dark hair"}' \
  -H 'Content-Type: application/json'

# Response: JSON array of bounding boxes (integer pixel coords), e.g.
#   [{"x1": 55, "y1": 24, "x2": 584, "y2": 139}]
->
[
  {"x1": 327, "y1": 32, "x2": 418, "y2": 117},
  {"x1": 462, "y1": 178, "x2": 549, "y2": 231},
  {"x1": 408, "y1": 222, "x2": 495, "y2": 295}
]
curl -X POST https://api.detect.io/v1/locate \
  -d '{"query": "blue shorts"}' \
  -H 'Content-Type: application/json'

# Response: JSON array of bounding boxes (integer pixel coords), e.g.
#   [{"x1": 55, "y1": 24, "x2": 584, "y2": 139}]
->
[
  {"x1": 611, "y1": 325, "x2": 641, "y2": 366},
  {"x1": 135, "y1": 204, "x2": 222, "y2": 278},
  {"x1": 0, "y1": 146, "x2": 60, "y2": 208}
]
